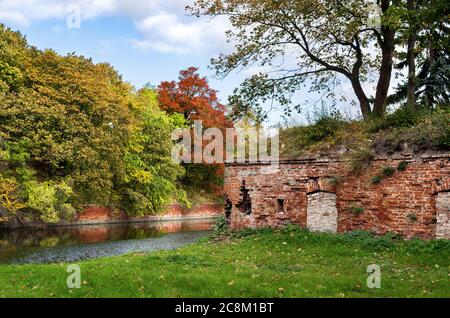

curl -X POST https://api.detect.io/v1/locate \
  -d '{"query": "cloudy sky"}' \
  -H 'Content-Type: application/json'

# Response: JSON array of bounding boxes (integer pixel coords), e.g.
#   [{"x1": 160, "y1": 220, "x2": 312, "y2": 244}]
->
[
  {"x1": 0, "y1": 1, "x2": 240, "y2": 99},
  {"x1": 0, "y1": 0, "x2": 381, "y2": 124}
]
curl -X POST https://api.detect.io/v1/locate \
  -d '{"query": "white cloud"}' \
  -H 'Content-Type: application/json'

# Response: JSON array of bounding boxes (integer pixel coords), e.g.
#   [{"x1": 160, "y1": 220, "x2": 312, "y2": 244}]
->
[{"x1": 0, "y1": 0, "x2": 231, "y2": 54}]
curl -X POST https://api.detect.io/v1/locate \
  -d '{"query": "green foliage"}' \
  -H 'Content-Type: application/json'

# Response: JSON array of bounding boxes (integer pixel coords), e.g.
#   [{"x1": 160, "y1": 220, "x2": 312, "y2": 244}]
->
[
  {"x1": 407, "y1": 213, "x2": 418, "y2": 222},
  {"x1": 23, "y1": 181, "x2": 75, "y2": 223},
  {"x1": 280, "y1": 107, "x2": 449, "y2": 162},
  {"x1": 0, "y1": 175, "x2": 25, "y2": 216},
  {"x1": 212, "y1": 216, "x2": 230, "y2": 236},
  {"x1": 349, "y1": 148, "x2": 374, "y2": 173},
  {"x1": 397, "y1": 161, "x2": 409, "y2": 171},
  {"x1": 0, "y1": 26, "x2": 184, "y2": 222},
  {"x1": 0, "y1": 226, "x2": 448, "y2": 297},
  {"x1": 382, "y1": 166, "x2": 396, "y2": 177},
  {"x1": 348, "y1": 205, "x2": 364, "y2": 215},
  {"x1": 342, "y1": 231, "x2": 399, "y2": 251},
  {"x1": 375, "y1": 109, "x2": 450, "y2": 152},
  {"x1": 280, "y1": 107, "x2": 353, "y2": 157},
  {"x1": 121, "y1": 88, "x2": 186, "y2": 216},
  {"x1": 371, "y1": 175, "x2": 382, "y2": 185}
]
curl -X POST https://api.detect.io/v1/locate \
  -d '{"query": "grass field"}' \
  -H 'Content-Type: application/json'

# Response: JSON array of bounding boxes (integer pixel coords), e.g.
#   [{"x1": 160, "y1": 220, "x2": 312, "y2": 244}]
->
[{"x1": 0, "y1": 226, "x2": 449, "y2": 298}]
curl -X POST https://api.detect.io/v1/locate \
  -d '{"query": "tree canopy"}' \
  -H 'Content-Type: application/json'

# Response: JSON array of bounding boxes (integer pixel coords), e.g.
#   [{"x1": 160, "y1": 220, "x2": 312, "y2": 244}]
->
[
  {"x1": 190, "y1": 0, "x2": 449, "y2": 120},
  {"x1": 0, "y1": 24, "x2": 184, "y2": 223}
]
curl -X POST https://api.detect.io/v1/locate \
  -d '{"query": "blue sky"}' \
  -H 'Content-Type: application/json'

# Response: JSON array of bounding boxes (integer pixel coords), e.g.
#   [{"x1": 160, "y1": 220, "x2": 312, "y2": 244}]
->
[
  {"x1": 0, "y1": 1, "x2": 247, "y2": 107},
  {"x1": 0, "y1": 0, "x2": 376, "y2": 125}
]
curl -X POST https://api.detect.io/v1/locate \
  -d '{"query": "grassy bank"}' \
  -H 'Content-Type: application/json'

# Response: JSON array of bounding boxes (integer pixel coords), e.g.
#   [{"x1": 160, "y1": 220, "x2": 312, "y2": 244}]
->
[
  {"x1": 280, "y1": 108, "x2": 450, "y2": 159},
  {"x1": 0, "y1": 226, "x2": 449, "y2": 298}
]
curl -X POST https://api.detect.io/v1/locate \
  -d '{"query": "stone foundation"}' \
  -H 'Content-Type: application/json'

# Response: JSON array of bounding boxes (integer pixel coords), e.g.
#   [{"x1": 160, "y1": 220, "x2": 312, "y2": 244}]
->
[{"x1": 224, "y1": 153, "x2": 450, "y2": 239}]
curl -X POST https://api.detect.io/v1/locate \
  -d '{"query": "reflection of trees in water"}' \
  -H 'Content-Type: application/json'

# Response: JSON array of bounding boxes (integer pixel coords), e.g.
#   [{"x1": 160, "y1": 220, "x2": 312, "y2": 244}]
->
[
  {"x1": 0, "y1": 219, "x2": 215, "y2": 248},
  {"x1": 0, "y1": 228, "x2": 74, "y2": 247}
]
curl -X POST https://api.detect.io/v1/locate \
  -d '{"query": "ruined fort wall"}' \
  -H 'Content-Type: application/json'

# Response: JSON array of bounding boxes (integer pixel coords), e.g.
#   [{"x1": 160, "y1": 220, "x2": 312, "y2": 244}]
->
[{"x1": 224, "y1": 154, "x2": 450, "y2": 239}]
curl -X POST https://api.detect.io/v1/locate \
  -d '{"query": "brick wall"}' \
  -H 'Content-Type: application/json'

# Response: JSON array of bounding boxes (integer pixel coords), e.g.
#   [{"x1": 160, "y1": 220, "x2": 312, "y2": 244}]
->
[
  {"x1": 76, "y1": 203, "x2": 223, "y2": 223},
  {"x1": 224, "y1": 153, "x2": 450, "y2": 239}
]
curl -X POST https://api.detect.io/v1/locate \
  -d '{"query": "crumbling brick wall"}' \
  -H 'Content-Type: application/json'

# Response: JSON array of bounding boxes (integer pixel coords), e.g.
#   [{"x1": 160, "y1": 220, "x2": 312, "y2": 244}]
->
[{"x1": 224, "y1": 154, "x2": 450, "y2": 239}]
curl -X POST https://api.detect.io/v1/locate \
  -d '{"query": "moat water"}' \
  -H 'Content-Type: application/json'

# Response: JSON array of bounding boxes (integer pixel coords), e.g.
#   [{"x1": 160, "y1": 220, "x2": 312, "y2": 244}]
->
[{"x1": 0, "y1": 219, "x2": 216, "y2": 264}]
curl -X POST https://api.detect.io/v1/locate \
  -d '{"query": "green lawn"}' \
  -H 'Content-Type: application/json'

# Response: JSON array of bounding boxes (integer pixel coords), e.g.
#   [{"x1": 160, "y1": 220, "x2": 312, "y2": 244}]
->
[{"x1": 0, "y1": 227, "x2": 449, "y2": 298}]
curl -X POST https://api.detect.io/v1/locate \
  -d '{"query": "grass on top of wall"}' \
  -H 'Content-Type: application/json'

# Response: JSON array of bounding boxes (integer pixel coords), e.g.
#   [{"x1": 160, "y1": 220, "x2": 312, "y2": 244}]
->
[
  {"x1": 0, "y1": 226, "x2": 449, "y2": 298},
  {"x1": 280, "y1": 107, "x2": 450, "y2": 159}
]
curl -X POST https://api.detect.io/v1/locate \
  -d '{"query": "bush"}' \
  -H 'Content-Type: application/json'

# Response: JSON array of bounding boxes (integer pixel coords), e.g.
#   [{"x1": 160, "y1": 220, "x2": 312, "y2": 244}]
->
[
  {"x1": 372, "y1": 175, "x2": 382, "y2": 184},
  {"x1": 404, "y1": 238, "x2": 450, "y2": 254},
  {"x1": 407, "y1": 213, "x2": 418, "y2": 222},
  {"x1": 348, "y1": 205, "x2": 364, "y2": 215},
  {"x1": 349, "y1": 148, "x2": 374, "y2": 173},
  {"x1": 0, "y1": 176, "x2": 24, "y2": 216},
  {"x1": 24, "y1": 181, "x2": 75, "y2": 223},
  {"x1": 342, "y1": 230, "x2": 396, "y2": 251},
  {"x1": 212, "y1": 216, "x2": 230, "y2": 236},
  {"x1": 382, "y1": 166, "x2": 396, "y2": 177},
  {"x1": 397, "y1": 161, "x2": 409, "y2": 171}
]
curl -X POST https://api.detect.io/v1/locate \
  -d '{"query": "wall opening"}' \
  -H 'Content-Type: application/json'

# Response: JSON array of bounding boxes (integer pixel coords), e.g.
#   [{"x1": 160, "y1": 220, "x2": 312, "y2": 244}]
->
[
  {"x1": 307, "y1": 191, "x2": 338, "y2": 233},
  {"x1": 237, "y1": 181, "x2": 252, "y2": 215},
  {"x1": 436, "y1": 191, "x2": 450, "y2": 239},
  {"x1": 224, "y1": 196, "x2": 232, "y2": 223},
  {"x1": 277, "y1": 199, "x2": 285, "y2": 213}
]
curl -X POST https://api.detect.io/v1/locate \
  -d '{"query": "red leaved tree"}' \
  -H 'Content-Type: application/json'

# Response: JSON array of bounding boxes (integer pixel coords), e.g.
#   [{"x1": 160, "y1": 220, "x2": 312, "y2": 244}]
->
[
  {"x1": 158, "y1": 67, "x2": 230, "y2": 130},
  {"x1": 157, "y1": 67, "x2": 231, "y2": 194}
]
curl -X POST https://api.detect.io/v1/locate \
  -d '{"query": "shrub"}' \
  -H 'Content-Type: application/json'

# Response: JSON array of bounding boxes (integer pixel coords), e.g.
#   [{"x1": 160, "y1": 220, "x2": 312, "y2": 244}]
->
[
  {"x1": 0, "y1": 176, "x2": 25, "y2": 216},
  {"x1": 342, "y1": 230, "x2": 374, "y2": 242},
  {"x1": 397, "y1": 161, "x2": 409, "y2": 171},
  {"x1": 407, "y1": 213, "x2": 418, "y2": 222},
  {"x1": 24, "y1": 181, "x2": 75, "y2": 223},
  {"x1": 404, "y1": 238, "x2": 450, "y2": 254},
  {"x1": 348, "y1": 205, "x2": 364, "y2": 215},
  {"x1": 382, "y1": 166, "x2": 396, "y2": 177},
  {"x1": 349, "y1": 148, "x2": 374, "y2": 173},
  {"x1": 212, "y1": 216, "x2": 230, "y2": 236},
  {"x1": 372, "y1": 175, "x2": 382, "y2": 184}
]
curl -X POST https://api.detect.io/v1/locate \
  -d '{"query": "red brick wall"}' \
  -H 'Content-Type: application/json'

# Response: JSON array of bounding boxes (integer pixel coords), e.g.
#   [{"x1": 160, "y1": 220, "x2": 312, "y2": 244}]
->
[
  {"x1": 224, "y1": 154, "x2": 450, "y2": 239},
  {"x1": 76, "y1": 203, "x2": 222, "y2": 223}
]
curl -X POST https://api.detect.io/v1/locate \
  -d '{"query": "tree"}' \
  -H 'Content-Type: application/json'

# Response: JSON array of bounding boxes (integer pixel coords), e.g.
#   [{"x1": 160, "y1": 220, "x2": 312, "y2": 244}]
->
[
  {"x1": 190, "y1": 0, "x2": 402, "y2": 120},
  {"x1": 122, "y1": 88, "x2": 187, "y2": 216},
  {"x1": 388, "y1": 0, "x2": 450, "y2": 109},
  {"x1": 158, "y1": 67, "x2": 231, "y2": 193},
  {"x1": 0, "y1": 25, "x2": 185, "y2": 223},
  {"x1": 158, "y1": 67, "x2": 229, "y2": 129}
]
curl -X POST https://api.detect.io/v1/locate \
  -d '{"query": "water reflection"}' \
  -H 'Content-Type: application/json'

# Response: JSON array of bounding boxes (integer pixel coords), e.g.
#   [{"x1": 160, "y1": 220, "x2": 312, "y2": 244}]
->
[{"x1": 0, "y1": 219, "x2": 215, "y2": 264}]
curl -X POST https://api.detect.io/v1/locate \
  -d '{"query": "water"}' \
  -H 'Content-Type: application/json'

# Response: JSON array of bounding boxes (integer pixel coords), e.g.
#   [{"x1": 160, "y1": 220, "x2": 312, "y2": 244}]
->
[{"x1": 0, "y1": 219, "x2": 216, "y2": 264}]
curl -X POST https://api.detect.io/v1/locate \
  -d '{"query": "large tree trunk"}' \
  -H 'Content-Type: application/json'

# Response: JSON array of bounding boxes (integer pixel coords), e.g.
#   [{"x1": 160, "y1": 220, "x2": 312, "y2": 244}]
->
[
  {"x1": 373, "y1": 0, "x2": 396, "y2": 117},
  {"x1": 373, "y1": 28, "x2": 395, "y2": 117},
  {"x1": 406, "y1": 0, "x2": 417, "y2": 111},
  {"x1": 350, "y1": 77, "x2": 371, "y2": 119},
  {"x1": 426, "y1": 47, "x2": 437, "y2": 108}
]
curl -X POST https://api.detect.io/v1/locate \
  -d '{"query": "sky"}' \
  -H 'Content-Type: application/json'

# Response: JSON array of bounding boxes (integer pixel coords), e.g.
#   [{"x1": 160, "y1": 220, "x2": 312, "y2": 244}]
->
[{"x1": 0, "y1": 0, "x2": 392, "y2": 125}]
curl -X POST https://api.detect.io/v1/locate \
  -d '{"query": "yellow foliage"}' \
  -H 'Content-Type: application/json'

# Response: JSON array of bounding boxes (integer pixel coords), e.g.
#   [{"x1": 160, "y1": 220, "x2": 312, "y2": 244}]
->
[{"x1": 0, "y1": 177, "x2": 25, "y2": 215}]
